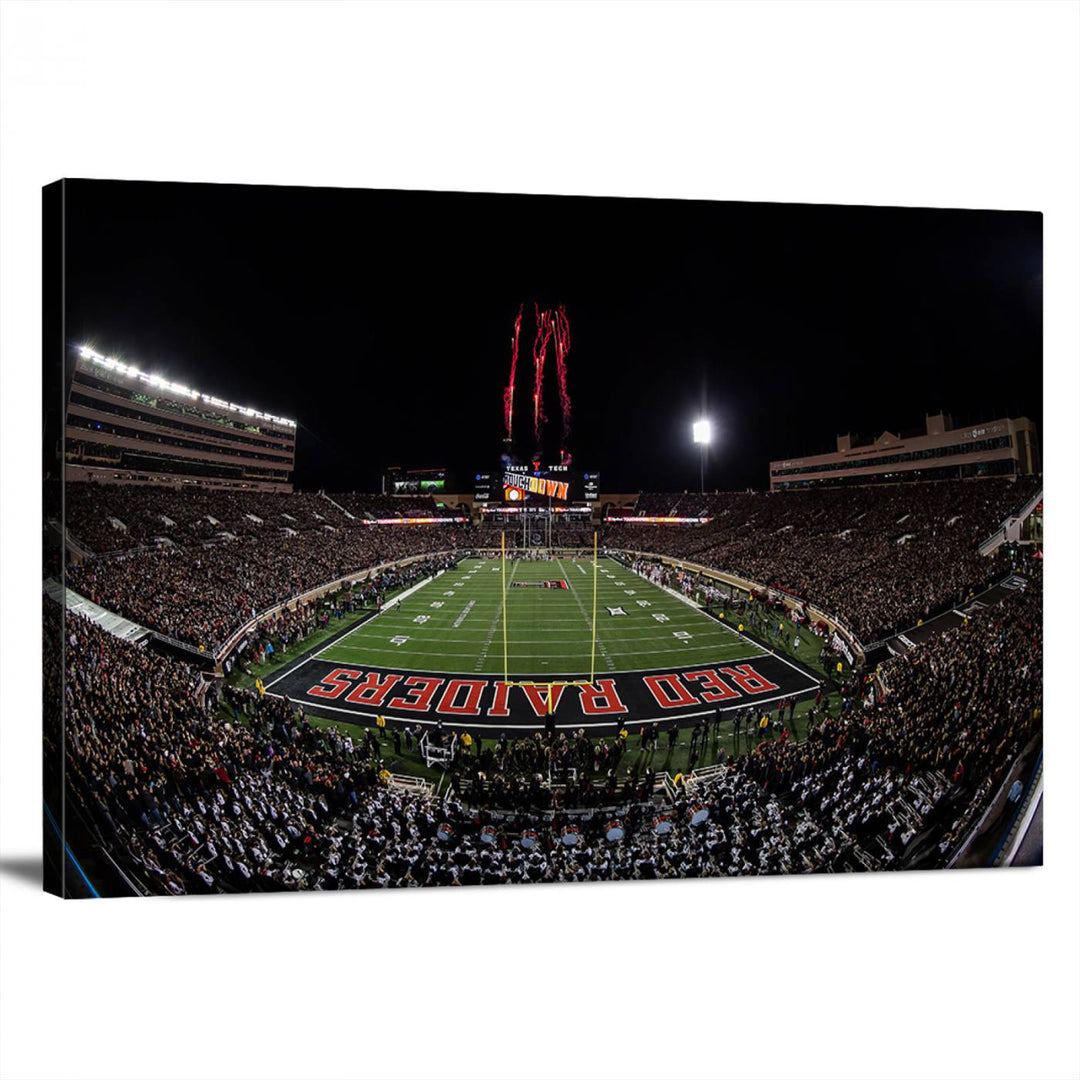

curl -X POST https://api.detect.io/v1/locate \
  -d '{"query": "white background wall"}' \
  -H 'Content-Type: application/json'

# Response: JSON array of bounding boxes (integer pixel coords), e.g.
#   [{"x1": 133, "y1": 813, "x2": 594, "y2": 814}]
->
[{"x1": 2, "y1": 4, "x2": 1077, "y2": 1079}]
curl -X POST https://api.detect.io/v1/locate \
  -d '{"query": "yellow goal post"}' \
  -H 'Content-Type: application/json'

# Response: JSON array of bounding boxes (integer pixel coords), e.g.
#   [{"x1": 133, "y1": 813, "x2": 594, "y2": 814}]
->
[{"x1": 500, "y1": 530, "x2": 601, "y2": 694}]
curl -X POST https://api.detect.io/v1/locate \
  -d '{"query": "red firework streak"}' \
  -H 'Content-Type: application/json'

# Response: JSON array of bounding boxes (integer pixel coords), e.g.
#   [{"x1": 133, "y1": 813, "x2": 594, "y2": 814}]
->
[
  {"x1": 532, "y1": 303, "x2": 552, "y2": 444},
  {"x1": 503, "y1": 303, "x2": 573, "y2": 456},
  {"x1": 551, "y1": 305, "x2": 572, "y2": 452},
  {"x1": 503, "y1": 305, "x2": 523, "y2": 442}
]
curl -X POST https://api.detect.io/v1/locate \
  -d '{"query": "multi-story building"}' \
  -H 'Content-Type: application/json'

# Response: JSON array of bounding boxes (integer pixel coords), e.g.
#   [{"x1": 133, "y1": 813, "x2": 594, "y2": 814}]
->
[
  {"x1": 769, "y1": 412, "x2": 1039, "y2": 491},
  {"x1": 65, "y1": 345, "x2": 296, "y2": 490}
]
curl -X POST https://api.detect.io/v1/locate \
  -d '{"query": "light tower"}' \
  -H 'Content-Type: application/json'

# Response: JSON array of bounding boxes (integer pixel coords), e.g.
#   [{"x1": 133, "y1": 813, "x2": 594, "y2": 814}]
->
[{"x1": 692, "y1": 419, "x2": 711, "y2": 494}]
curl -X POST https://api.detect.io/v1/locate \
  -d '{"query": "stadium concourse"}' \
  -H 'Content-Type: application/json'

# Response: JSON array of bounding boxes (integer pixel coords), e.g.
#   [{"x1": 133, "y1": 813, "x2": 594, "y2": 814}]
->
[{"x1": 49, "y1": 476, "x2": 1043, "y2": 894}]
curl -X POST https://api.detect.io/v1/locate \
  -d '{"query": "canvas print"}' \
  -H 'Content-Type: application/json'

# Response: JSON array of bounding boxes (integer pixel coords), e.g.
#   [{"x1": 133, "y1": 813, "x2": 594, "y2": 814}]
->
[{"x1": 42, "y1": 181, "x2": 1043, "y2": 897}]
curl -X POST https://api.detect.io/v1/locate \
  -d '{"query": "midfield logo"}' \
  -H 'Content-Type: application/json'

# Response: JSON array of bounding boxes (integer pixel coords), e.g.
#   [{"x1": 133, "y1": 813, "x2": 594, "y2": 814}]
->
[{"x1": 510, "y1": 579, "x2": 569, "y2": 589}]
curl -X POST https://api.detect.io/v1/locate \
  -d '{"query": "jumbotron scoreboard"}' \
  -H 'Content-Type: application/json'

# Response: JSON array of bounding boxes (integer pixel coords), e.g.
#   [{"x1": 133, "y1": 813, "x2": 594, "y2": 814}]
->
[
  {"x1": 474, "y1": 463, "x2": 599, "y2": 504},
  {"x1": 383, "y1": 466, "x2": 446, "y2": 495}
]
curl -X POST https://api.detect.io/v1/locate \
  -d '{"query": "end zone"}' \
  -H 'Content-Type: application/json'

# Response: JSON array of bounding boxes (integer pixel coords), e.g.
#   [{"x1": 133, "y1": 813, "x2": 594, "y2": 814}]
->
[{"x1": 268, "y1": 652, "x2": 820, "y2": 734}]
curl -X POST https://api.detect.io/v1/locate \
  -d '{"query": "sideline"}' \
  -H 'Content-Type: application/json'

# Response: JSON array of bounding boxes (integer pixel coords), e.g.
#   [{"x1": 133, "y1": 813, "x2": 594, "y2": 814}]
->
[
  {"x1": 263, "y1": 571, "x2": 442, "y2": 691},
  {"x1": 626, "y1": 559, "x2": 822, "y2": 689}
]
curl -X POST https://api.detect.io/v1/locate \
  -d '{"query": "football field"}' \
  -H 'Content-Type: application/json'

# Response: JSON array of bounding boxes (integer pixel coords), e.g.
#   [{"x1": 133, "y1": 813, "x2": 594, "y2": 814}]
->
[
  {"x1": 319, "y1": 555, "x2": 764, "y2": 677},
  {"x1": 264, "y1": 554, "x2": 820, "y2": 733}
]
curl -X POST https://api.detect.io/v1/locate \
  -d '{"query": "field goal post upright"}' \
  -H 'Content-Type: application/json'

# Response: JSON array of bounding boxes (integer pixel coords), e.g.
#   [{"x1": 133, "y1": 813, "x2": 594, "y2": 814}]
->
[
  {"x1": 590, "y1": 529, "x2": 598, "y2": 686},
  {"x1": 501, "y1": 530, "x2": 509, "y2": 686},
  {"x1": 500, "y1": 530, "x2": 602, "y2": 720}
]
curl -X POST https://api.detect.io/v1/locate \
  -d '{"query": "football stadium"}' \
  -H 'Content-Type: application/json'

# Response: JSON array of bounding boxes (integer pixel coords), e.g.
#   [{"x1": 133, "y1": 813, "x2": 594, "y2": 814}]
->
[{"x1": 43, "y1": 184, "x2": 1044, "y2": 897}]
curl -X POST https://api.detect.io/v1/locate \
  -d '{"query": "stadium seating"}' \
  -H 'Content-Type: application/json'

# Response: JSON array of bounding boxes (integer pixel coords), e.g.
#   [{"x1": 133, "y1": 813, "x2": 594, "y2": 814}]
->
[
  {"x1": 65, "y1": 513, "x2": 480, "y2": 650},
  {"x1": 52, "y1": 557, "x2": 1041, "y2": 891},
  {"x1": 614, "y1": 477, "x2": 1039, "y2": 642},
  {"x1": 50, "y1": 474, "x2": 1042, "y2": 893},
  {"x1": 61, "y1": 477, "x2": 1038, "y2": 653}
]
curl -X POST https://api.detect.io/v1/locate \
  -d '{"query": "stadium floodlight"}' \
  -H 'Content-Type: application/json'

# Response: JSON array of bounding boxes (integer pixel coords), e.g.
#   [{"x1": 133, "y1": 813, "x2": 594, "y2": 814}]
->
[
  {"x1": 76, "y1": 342, "x2": 298, "y2": 428},
  {"x1": 692, "y1": 418, "x2": 712, "y2": 493}
]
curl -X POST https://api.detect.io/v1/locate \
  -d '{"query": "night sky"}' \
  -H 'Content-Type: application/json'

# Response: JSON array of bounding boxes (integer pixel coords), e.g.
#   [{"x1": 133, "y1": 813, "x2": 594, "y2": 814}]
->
[{"x1": 61, "y1": 180, "x2": 1042, "y2": 493}]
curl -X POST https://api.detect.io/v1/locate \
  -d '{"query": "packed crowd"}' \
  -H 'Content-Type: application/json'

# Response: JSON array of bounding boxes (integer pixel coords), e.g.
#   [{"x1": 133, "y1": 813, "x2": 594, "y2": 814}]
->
[
  {"x1": 614, "y1": 478, "x2": 1038, "y2": 642},
  {"x1": 61, "y1": 481, "x2": 603, "y2": 652},
  {"x1": 60, "y1": 605, "x2": 387, "y2": 893},
  {"x1": 740, "y1": 568, "x2": 1042, "y2": 864},
  {"x1": 330, "y1": 492, "x2": 463, "y2": 520},
  {"x1": 63, "y1": 483, "x2": 356, "y2": 552},
  {"x1": 66, "y1": 522, "x2": 478, "y2": 650},
  {"x1": 61, "y1": 483, "x2": 474, "y2": 555},
  {"x1": 445, "y1": 728, "x2": 641, "y2": 811},
  {"x1": 633, "y1": 491, "x2": 741, "y2": 518},
  {"x1": 227, "y1": 553, "x2": 458, "y2": 673},
  {"x1": 61, "y1": 476, "x2": 1035, "y2": 658},
  {"x1": 55, "y1": 550, "x2": 1040, "y2": 892}
]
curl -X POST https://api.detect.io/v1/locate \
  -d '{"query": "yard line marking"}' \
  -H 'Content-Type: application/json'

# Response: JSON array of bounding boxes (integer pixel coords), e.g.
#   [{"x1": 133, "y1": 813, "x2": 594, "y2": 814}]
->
[
  {"x1": 557, "y1": 556, "x2": 616, "y2": 673},
  {"x1": 332, "y1": 626, "x2": 745, "y2": 640},
  {"x1": 308, "y1": 554, "x2": 775, "y2": 678},
  {"x1": 330, "y1": 640, "x2": 757, "y2": 659},
  {"x1": 312, "y1": 572, "x2": 439, "y2": 659},
  {"x1": 476, "y1": 556, "x2": 519, "y2": 671},
  {"x1": 627, "y1": 561, "x2": 822, "y2": 688},
  {"x1": 263, "y1": 572, "x2": 441, "y2": 690},
  {"x1": 452, "y1": 600, "x2": 476, "y2": 628}
]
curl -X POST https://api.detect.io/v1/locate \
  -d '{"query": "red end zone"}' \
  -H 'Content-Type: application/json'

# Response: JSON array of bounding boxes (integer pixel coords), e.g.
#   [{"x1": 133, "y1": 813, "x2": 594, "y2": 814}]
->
[{"x1": 268, "y1": 653, "x2": 820, "y2": 733}]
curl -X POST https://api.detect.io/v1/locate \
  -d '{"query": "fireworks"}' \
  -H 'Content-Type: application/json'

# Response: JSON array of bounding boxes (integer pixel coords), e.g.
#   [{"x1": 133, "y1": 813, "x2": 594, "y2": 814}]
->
[
  {"x1": 552, "y1": 304, "x2": 572, "y2": 451},
  {"x1": 503, "y1": 303, "x2": 572, "y2": 458},
  {"x1": 532, "y1": 303, "x2": 552, "y2": 443},
  {"x1": 502, "y1": 304, "x2": 522, "y2": 442}
]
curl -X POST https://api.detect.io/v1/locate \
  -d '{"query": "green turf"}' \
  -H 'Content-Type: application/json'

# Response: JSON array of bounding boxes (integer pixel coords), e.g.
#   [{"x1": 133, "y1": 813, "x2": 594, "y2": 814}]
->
[
  {"x1": 223, "y1": 554, "x2": 837, "y2": 784},
  {"x1": 316, "y1": 556, "x2": 766, "y2": 678}
]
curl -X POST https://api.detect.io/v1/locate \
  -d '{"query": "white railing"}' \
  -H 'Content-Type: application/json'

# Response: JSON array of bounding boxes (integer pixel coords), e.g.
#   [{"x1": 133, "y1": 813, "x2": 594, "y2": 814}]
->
[
  {"x1": 319, "y1": 491, "x2": 356, "y2": 520},
  {"x1": 386, "y1": 773, "x2": 435, "y2": 797},
  {"x1": 978, "y1": 485, "x2": 1042, "y2": 555},
  {"x1": 60, "y1": 524, "x2": 98, "y2": 562},
  {"x1": 656, "y1": 772, "x2": 679, "y2": 802},
  {"x1": 683, "y1": 764, "x2": 726, "y2": 794},
  {"x1": 418, "y1": 733, "x2": 456, "y2": 769}
]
